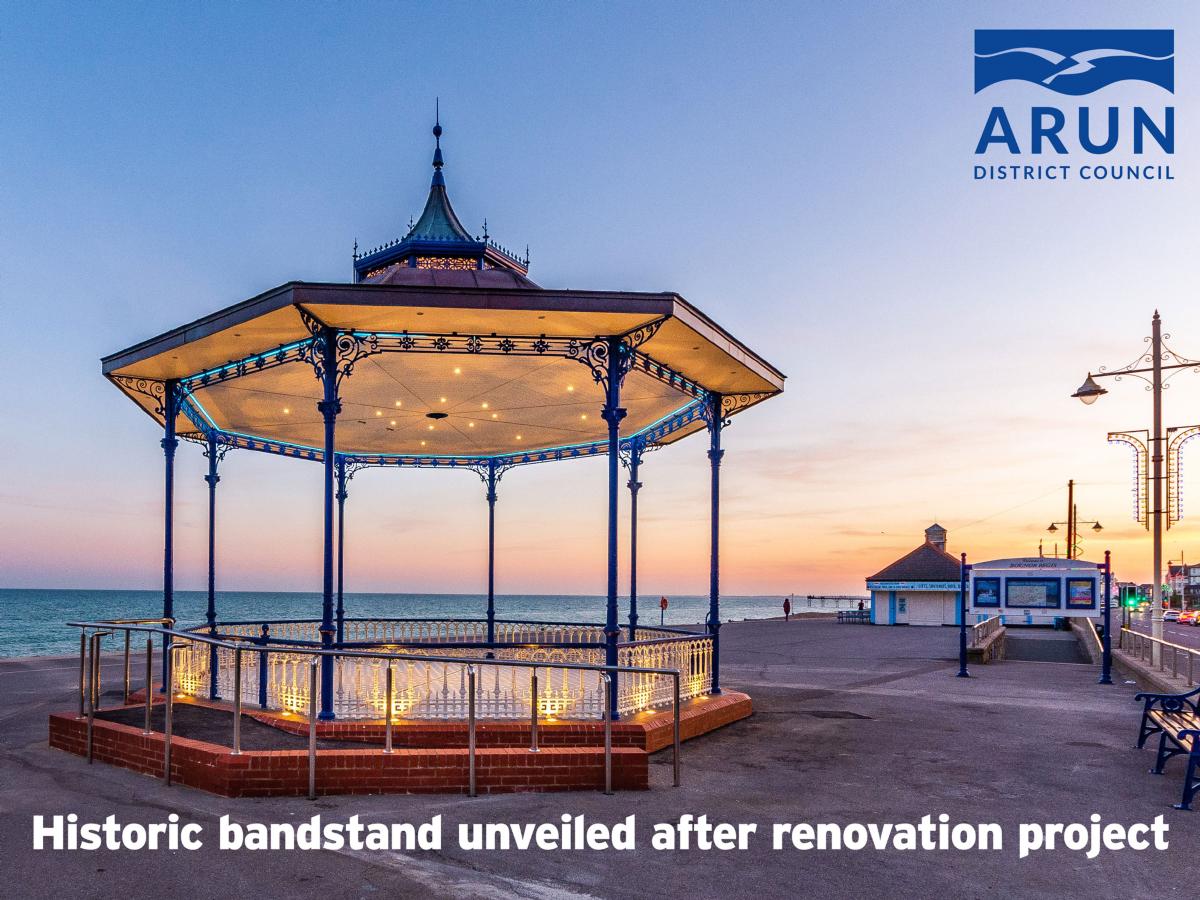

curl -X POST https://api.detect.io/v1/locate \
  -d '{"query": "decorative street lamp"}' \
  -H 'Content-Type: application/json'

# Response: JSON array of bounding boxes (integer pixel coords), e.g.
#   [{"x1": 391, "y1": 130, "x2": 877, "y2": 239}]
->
[
  {"x1": 1073, "y1": 311, "x2": 1200, "y2": 663},
  {"x1": 1045, "y1": 479, "x2": 1102, "y2": 560}
]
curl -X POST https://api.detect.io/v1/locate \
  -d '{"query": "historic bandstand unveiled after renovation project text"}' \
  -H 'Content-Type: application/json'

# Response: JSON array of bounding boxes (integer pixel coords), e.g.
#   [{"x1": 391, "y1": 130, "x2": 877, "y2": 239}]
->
[{"x1": 52, "y1": 121, "x2": 784, "y2": 795}]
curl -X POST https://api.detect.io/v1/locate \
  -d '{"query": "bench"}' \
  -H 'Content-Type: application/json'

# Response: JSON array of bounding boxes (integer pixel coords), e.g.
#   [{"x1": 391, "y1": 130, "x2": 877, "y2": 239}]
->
[
  {"x1": 1135, "y1": 685, "x2": 1200, "y2": 810},
  {"x1": 836, "y1": 610, "x2": 870, "y2": 624}
]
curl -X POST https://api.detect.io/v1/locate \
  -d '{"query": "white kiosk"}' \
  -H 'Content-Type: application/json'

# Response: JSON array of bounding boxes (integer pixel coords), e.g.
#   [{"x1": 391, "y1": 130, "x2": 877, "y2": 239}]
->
[{"x1": 967, "y1": 557, "x2": 1102, "y2": 627}]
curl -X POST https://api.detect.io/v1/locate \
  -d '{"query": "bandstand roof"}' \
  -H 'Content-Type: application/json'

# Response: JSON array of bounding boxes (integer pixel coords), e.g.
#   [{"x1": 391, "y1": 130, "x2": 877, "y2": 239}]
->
[{"x1": 101, "y1": 124, "x2": 784, "y2": 469}]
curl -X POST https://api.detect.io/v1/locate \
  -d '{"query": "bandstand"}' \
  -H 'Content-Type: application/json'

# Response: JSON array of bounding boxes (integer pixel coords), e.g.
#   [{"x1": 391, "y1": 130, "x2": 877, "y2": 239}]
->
[{"x1": 84, "y1": 120, "x2": 782, "y2": 781}]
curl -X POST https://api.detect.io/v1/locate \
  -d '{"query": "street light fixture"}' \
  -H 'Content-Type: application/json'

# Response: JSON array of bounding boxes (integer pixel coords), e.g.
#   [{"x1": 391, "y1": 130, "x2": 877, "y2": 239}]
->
[
  {"x1": 1072, "y1": 311, "x2": 1200, "y2": 663},
  {"x1": 1045, "y1": 479, "x2": 1101, "y2": 560},
  {"x1": 1071, "y1": 373, "x2": 1108, "y2": 405}
]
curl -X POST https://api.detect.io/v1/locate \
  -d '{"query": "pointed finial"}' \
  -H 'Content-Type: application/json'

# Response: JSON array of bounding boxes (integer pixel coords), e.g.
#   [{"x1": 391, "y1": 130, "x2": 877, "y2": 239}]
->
[
  {"x1": 430, "y1": 100, "x2": 445, "y2": 186},
  {"x1": 482, "y1": 218, "x2": 489, "y2": 241},
  {"x1": 352, "y1": 238, "x2": 358, "y2": 259}
]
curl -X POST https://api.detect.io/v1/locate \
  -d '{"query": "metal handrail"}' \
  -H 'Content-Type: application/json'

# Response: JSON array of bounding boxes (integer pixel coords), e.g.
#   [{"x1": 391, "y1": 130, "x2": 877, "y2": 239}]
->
[
  {"x1": 70, "y1": 619, "x2": 684, "y2": 798},
  {"x1": 1120, "y1": 627, "x2": 1200, "y2": 687}
]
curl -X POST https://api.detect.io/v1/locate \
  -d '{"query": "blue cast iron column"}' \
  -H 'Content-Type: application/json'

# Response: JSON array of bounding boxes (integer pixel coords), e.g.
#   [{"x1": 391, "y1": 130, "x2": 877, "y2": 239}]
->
[
  {"x1": 486, "y1": 459, "x2": 498, "y2": 646},
  {"x1": 601, "y1": 338, "x2": 627, "y2": 719},
  {"x1": 317, "y1": 328, "x2": 340, "y2": 720},
  {"x1": 627, "y1": 439, "x2": 643, "y2": 642},
  {"x1": 957, "y1": 553, "x2": 970, "y2": 678},
  {"x1": 335, "y1": 456, "x2": 347, "y2": 646},
  {"x1": 707, "y1": 394, "x2": 723, "y2": 695},
  {"x1": 205, "y1": 434, "x2": 221, "y2": 699},
  {"x1": 1100, "y1": 549, "x2": 1113, "y2": 685},
  {"x1": 161, "y1": 381, "x2": 179, "y2": 691}
]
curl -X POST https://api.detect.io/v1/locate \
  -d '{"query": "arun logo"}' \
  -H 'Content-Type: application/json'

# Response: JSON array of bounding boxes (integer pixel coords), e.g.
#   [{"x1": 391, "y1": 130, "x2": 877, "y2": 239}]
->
[{"x1": 975, "y1": 29, "x2": 1173, "y2": 95}]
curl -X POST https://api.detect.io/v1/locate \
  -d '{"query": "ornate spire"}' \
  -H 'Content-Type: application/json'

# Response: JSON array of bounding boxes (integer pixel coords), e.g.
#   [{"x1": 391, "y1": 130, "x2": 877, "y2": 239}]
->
[{"x1": 431, "y1": 100, "x2": 445, "y2": 187}]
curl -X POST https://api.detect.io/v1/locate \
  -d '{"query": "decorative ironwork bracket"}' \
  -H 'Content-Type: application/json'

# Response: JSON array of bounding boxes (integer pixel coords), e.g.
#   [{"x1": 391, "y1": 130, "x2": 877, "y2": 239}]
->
[{"x1": 111, "y1": 375, "x2": 169, "y2": 416}]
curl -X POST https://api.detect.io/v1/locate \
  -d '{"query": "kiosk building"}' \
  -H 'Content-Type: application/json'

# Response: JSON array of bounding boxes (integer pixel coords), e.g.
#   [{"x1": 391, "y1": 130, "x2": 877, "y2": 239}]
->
[{"x1": 865, "y1": 525, "x2": 962, "y2": 626}]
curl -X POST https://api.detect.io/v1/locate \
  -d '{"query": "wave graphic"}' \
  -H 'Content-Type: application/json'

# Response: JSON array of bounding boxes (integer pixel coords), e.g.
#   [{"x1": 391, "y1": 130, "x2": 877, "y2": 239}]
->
[{"x1": 974, "y1": 30, "x2": 1174, "y2": 95}]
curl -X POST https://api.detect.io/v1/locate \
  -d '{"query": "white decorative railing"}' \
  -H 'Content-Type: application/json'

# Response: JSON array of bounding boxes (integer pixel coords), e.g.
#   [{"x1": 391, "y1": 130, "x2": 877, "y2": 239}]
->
[
  {"x1": 969, "y1": 615, "x2": 1003, "y2": 648},
  {"x1": 618, "y1": 635, "x2": 713, "y2": 715},
  {"x1": 172, "y1": 618, "x2": 713, "y2": 720}
]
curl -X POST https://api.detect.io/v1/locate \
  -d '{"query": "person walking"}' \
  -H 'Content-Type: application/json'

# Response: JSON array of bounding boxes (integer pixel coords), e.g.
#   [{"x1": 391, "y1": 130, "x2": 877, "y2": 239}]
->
[
  {"x1": 783, "y1": 596, "x2": 791, "y2": 621},
  {"x1": 857, "y1": 599, "x2": 865, "y2": 612}
]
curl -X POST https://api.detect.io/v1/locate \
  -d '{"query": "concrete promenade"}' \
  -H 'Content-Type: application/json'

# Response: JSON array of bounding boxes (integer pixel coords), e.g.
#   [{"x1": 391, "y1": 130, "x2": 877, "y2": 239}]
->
[{"x1": 0, "y1": 620, "x2": 1193, "y2": 899}]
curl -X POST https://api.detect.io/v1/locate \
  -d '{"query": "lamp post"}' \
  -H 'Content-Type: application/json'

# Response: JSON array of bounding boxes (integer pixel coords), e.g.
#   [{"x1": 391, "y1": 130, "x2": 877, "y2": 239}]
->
[
  {"x1": 1046, "y1": 480, "x2": 1102, "y2": 560},
  {"x1": 1072, "y1": 311, "x2": 1200, "y2": 664}
]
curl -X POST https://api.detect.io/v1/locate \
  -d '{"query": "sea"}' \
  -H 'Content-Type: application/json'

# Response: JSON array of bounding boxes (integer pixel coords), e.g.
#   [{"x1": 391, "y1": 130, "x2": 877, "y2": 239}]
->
[{"x1": 0, "y1": 589, "x2": 862, "y2": 658}]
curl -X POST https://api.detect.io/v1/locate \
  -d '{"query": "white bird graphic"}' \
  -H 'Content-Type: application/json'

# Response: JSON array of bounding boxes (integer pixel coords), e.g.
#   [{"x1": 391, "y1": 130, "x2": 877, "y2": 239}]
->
[{"x1": 975, "y1": 47, "x2": 1173, "y2": 85}]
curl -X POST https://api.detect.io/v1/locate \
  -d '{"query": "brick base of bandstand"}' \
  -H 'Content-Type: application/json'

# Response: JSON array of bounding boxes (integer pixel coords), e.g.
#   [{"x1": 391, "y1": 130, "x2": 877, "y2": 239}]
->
[{"x1": 47, "y1": 692, "x2": 751, "y2": 797}]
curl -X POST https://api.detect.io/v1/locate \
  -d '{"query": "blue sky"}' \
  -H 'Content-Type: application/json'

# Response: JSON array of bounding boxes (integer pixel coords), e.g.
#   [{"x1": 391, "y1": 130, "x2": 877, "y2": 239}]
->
[{"x1": 2, "y1": 2, "x2": 1198, "y2": 595}]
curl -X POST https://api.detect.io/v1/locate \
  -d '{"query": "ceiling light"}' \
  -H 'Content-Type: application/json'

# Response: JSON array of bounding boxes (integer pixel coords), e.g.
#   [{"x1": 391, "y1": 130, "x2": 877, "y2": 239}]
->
[
  {"x1": 567, "y1": 385, "x2": 574, "y2": 392},
  {"x1": 395, "y1": 400, "x2": 402, "y2": 407},
  {"x1": 439, "y1": 397, "x2": 447, "y2": 404},
  {"x1": 453, "y1": 367, "x2": 462, "y2": 375},
  {"x1": 491, "y1": 413, "x2": 498, "y2": 419},
  {"x1": 375, "y1": 410, "x2": 382, "y2": 417},
  {"x1": 283, "y1": 407, "x2": 290, "y2": 414}
]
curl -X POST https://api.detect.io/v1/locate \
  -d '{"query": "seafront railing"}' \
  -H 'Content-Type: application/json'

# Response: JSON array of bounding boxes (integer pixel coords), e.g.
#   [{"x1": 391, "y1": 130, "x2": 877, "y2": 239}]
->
[
  {"x1": 178, "y1": 617, "x2": 711, "y2": 720},
  {"x1": 69, "y1": 620, "x2": 687, "y2": 797},
  {"x1": 1120, "y1": 627, "x2": 1200, "y2": 687}
]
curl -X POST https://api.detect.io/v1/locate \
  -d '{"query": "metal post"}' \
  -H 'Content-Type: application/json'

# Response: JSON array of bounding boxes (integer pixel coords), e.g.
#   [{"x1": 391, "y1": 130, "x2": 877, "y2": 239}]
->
[
  {"x1": 1151, "y1": 312, "x2": 1164, "y2": 665},
  {"x1": 384, "y1": 664, "x2": 393, "y2": 754},
  {"x1": 317, "y1": 327, "x2": 340, "y2": 720},
  {"x1": 78, "y1": 631, "x2": 87, "y2": 718},
  {"x1": 161, "y1": 381, "x2": 179, "y2": 690},
  {"x1": 529, "y1": 668, "x2": 539, "y2": 752},
  {"x1": 486, "y1": 460, "x2": 497, "y2": 647},
  {"x1": 1100, "y1": 550, "x2": 1114, "y2": 684},
  {"x1": 86, "y1": 634, "x2": 103, "y2": 764},
  {"x1": 672, "y1": 672, "x2": 681, "y2": 788},
  {"x1": 1066, "y1": 479, "x2": 1075, "y2": 560},
  {"x1": 707, "y1": 394, "x2": 724, "y2": 694},
  {"x1": 957, "y1": 553, "x2": 970, "y2": 678},
  {"x1": 90, "y1": 632, "x2": 105, "y2": 708},
  {"x1": 627, "y1": 440, "x2": 643, "y2": 642},
  {"x1": 143, "y1": 638, "x2": 153, "y2": 735},
  {"x1": 123, "y1": 631, "x2": 131, "y2": 705},
  {"x1": 231, "y1": 647, "x2": 243, "y2": 754},
  {"x1": 308, "y1": 658, "x2": 318, "y2": 800},
  {"x1": 163, "y1": 639, "x2": 174, "y2": 785},
  {"x1": 258, "y1": 624, "x2": 269, "y2": 708},
  {"x1": 335, "y1": 456, "x2": 347, "y2": 645},
  {"x1": 603, "y1": 673, "x2": 613, "y2": 795},
  {"x1": 205, "y1": 434, "x2": 222, "y2": 700},
  {"x1": 467, "y1": 665, "x2": 477, "y2": 797},
  {"x1": 601, "y1": 337, "x2": 626, "y2": 718}
]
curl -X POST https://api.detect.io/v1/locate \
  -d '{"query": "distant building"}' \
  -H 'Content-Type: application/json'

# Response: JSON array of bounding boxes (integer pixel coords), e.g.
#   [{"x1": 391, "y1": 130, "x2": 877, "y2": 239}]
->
[
  {"x1": 1167, "y1": 564, "x2": 1200, "y2": 606},
  {"x1": 865, "y1": 524, "x2": 963, "y2": 626}
]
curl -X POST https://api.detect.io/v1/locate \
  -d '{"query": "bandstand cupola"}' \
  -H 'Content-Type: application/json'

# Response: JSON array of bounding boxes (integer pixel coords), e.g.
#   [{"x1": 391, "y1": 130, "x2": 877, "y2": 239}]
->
[{"x1": 352, "y1": 116, "x2": 532, "y2": 283}]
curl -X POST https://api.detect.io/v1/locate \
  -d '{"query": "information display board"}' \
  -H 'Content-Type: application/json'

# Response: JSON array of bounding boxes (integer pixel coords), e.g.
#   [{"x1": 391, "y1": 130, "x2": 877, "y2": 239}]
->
[{"x1": 1004, "y1": 577, "x2": 1061, "y2": 608}]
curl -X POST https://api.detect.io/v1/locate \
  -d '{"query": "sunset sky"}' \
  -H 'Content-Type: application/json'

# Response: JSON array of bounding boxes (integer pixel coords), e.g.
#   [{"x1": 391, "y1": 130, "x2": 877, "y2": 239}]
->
[{"x1": 2, "y1": 2, "x2": 1199, "y2": 597}]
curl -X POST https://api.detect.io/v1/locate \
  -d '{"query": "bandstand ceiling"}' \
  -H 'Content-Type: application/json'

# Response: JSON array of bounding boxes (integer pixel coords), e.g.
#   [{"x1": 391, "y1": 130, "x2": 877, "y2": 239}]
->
[{"x1": 102, "y1": 281, "x2": 783, "y2": 460}]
